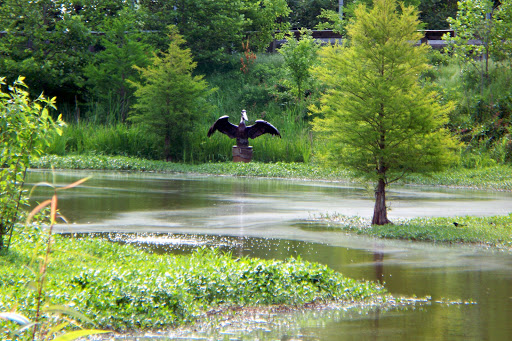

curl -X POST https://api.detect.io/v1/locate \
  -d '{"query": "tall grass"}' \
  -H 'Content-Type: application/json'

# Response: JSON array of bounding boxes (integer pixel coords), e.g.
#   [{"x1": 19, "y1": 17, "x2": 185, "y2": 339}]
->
[{"x1": 46, "y1": 123, "x2": 162, "y2": 160}]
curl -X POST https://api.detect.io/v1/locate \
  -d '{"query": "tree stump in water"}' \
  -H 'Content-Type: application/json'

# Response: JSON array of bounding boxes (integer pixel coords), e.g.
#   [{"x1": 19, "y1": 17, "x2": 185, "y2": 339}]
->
[{"x1": 232, "y1": 146, "x2": 253, "y2": 163}]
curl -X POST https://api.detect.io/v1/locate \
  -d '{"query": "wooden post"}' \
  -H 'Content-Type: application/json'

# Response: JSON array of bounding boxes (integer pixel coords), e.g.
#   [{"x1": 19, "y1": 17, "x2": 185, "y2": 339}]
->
[{"x1": 232, "y1": 146, "x2": 253, "y2": 163}]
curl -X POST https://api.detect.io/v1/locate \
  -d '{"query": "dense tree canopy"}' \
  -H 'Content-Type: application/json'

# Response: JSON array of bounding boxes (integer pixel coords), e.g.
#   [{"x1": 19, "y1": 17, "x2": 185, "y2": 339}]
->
[{"x1": 84, "y1": 9, "x2": 151, "y2": 123}]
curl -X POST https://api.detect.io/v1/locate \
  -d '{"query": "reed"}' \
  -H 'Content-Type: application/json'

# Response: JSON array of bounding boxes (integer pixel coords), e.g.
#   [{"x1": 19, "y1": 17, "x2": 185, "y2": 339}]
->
[{"x1": 46, "y1": 123, "x2": 162, "y2": 160}]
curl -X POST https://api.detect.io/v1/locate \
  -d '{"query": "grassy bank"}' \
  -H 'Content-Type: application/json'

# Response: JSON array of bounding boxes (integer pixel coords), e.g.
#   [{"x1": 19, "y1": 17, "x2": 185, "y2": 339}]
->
[
  {"x1": 0, "y1": 226, "x2": 385, "y2": 335},
  {"x1": 318, "y1": 214, "x2": 512, "y2": 248},
  {"x1": 31, "y1": 154, "x2": 350, "y2": 180},
  {"x1": 32, "y1": 154, "x2": 512, "y2": 191}
]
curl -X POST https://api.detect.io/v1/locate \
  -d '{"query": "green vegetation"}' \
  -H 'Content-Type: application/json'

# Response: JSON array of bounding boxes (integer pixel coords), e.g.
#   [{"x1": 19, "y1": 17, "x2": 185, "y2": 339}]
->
[
  {"x1": 30, "y1": 154, "x2": 512, "y2": 192},
  {"x1": 312, "y1": 0, "x2": 459, "y2": 225},
  {"x1": 321, "y1": 213, "x2": 512, "y2": 247},
  {"x1": 130, "y1": 26, "x2": 213, "y2": 161},
  {"x1": 31, "y1": 155, "x2": 349, "y2": 179},
  {"x1": 279, "y1": 29, "x2": 320, "y2": 101},
  {"x1": 0, "y1": 77, "x2": 64, "y2": 251},
  {"x1": 0, "y1": 226, "x2": 385, "y2": 333}
]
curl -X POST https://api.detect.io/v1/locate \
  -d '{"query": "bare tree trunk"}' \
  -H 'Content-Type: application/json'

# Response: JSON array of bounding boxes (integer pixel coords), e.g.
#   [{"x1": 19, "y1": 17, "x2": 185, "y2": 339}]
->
[{"x1": 372, "y1": 178, "x2": 390, "y2": 225}]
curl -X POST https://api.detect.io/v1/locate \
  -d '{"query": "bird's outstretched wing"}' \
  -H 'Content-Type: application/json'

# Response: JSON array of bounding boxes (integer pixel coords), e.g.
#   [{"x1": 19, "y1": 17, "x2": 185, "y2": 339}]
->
[
  {"x1": 207, "y1": 116, "x2": 237, "y2": 138},
  {"x1": 246, "y1": 120, "x2": 281, "y2": 139}
]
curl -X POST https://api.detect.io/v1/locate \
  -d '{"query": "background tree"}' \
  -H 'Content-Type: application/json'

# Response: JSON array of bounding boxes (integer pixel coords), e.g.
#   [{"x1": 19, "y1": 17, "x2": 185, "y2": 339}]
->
[
  {"x1": 85, "y1": 9, "x2": 152, "y2": 123},
  {"x1": 444, "y1": 0, "x2": 512, "y2": 82},
  {"x1": 312, "y1": 0, "x2": 459, "y2": 225},
  {"x1": 241, "y1": 0, "x2": 291, "y2": 52},
  {"x1": 313, "y1": 0, "x2": 420, "y2": 34},
  {"x1": 287, "y1": 0, "x2": 337, "y2": 29},
  {"x1": 0, "y1": 0, "x2": 93, "y2": 101},
  {"x1": 418, "y1": 0, "x2": 458, "y2": 29},
  {"x1": 138, "y1": 0, "x2": 290, "y2": 66},
  {"x1": 279, "y1": 29, "x2": 320, "y2": 101},
  {"x1": 130, "y1": 27, "x2": 213, "y2": 161}
]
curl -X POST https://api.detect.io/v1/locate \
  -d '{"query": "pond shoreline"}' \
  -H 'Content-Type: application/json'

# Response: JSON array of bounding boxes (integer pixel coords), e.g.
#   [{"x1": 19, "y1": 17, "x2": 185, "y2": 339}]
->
[
  {"x1": 30, "y1": 155, "x2": 512, "y2": 248},
  {"x1": 31, "y1": 154, "x2": 512, "y2": 191}
]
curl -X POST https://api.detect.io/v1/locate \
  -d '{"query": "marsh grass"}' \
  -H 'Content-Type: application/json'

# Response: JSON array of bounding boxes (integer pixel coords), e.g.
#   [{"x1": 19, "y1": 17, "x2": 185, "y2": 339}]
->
[
  {"x1": 402, "y1": 164, "x2": 512, "y2": 190},
  {"x1": 320, "y1": 213, "x2": 512, "y2": 247},
  {"x1": 45, "y1": 124, "x2": 162, "y2": 160}
]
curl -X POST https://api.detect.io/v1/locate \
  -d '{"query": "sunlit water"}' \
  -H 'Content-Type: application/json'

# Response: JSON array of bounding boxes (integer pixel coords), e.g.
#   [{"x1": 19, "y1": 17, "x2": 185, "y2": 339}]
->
[{"x1": 26, "y1": 170, "x2": 512, "y2": 340}]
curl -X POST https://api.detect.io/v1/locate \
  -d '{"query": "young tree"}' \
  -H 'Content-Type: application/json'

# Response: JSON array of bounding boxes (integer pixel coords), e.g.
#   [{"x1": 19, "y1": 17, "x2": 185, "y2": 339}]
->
[
  {"x1": 312, "y1": 0, "x2": 459, "y2": 225},
  {"x1": 279, "y1": 29, "x2": 320, "y2": 101},
  {"x1": 444, "y1": 0, "x2": 512, "y2": 83},
  {"x1": 0, "y1": 77, "x2": 65, "y2": 251},
  {"x1": 130, "y1": 26, "x2": 213, "y2": 161}
]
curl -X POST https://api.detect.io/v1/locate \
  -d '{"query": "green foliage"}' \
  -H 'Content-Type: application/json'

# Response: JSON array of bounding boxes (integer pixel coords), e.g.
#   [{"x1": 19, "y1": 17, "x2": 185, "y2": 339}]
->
[
  {"x1": 45, "y1": 124, "x2": 162, "y2": 160},
  {"x1": 31, "y1": 155, "x2": 350, "y2": 179},
  {"x1": 279, "y1": 29, "x2": 321, "y2": 101},
  {"x1": 85, "y1": 9, "x2": 152, "y2": 123},
  {"x1": 0, "y1": 0, "x2": 94, "y2": 99},
  {"x1": 142, "y1": 0, "x2": 290, "y2": 67},
  {"x1": 288, "y1": 0, "x2": 338, "y2": 29},
  {"x1": 315, "y1": 8, "x2": 347, "y2": 35},
  {"x1": 311, "y1": 0, "x2": 459, "y2": 224},
  {"x1": 312, "y1": 0, "x2": 459, "y2": 181},
  {"x1": 130, "y1": 26, "x2": 213, "y2": 161},
  {"x1": 174, "y1": 0, "x2": 247, "y2": 65},
  {"x1": 1, "y1": 176, "x2": 111, "y2": 340},
  {"x1": 241, "y1": 0, "x2": 291, "y2": 52},
  {"x1": 0, "y1": 77, "x2": 65, "y2": 250},
  {"x1": 444, "y1": 0, "x2": 512, "y2": 79},
  {"x1": 0, "y1": 228, "x2": 385, "y2": 332},
  {"x1": 417, "y1": 0, "x2": 458, "y2": 29}
]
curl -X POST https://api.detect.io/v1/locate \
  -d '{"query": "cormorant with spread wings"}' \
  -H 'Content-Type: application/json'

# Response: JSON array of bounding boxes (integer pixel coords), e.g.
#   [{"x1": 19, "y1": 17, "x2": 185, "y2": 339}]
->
[{"x1": 207, "y1": 110, "x2": 281, "y2": 147}]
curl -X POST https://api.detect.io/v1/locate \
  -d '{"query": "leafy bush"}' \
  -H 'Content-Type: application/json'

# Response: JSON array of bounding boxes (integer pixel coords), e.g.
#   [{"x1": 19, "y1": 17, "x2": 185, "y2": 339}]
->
[{"x1": 0, "y1": 77, "x2": 64, "y2": 250}]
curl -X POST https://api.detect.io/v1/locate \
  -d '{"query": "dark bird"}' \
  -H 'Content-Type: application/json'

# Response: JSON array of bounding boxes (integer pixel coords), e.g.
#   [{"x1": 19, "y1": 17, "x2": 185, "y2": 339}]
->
[
  {"x1": 453, "y1": 222, "x2": 466, "y2": 227},
  {"x1": 207, "y1": 110, "x2": 281, "y2": 147}
]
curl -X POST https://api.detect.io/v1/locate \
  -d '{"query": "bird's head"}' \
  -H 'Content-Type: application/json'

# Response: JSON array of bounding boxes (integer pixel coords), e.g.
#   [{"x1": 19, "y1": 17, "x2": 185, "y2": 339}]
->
[{"x1": 241, "y1": 109, "x2": 248, "y2": 122}]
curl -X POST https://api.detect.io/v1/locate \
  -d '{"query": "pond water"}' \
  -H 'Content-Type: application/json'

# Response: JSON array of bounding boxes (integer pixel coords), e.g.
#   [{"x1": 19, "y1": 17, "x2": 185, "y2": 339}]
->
[{"x1": 26, "y1": 170, "x2": 512, "y2": 340}]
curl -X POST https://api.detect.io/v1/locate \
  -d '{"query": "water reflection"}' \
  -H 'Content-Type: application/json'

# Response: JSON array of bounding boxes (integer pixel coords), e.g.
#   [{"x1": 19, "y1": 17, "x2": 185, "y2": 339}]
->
[{"x1": 27, "y1": 170, "x2": 512, "y2": 340}]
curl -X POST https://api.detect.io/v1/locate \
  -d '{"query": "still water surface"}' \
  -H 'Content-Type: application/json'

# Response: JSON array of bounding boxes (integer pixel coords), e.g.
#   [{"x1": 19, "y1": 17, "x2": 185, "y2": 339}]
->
[{"x1": 26, "y1": 170, "x2": 512, "y2": 340}]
